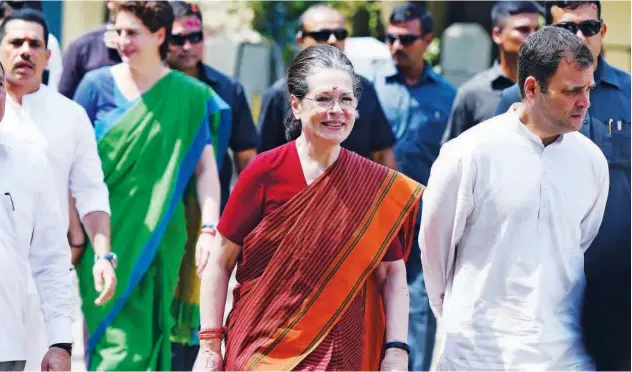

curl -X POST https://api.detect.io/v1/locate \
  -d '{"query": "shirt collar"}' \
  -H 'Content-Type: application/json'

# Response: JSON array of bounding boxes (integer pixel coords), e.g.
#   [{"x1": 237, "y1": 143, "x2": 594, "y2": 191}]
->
[
  {"x1": 385, "y1": 60, "x2": 439, "y2": 85},
  {"x1": 197, "y1": 62, "x2": 219, "y2": 86},
  {"x1": 594, "y1": 55, "x2": 621, "y2": 89},
  {"x1": 5, "y1": 84, "x2": 46, "y2": 110},
  {"x1": 489, "y1": 61, "x2": 513, "y2": 85},
  {"x1": 509, "y1": 103, "x2": 565, "y2": 147}
]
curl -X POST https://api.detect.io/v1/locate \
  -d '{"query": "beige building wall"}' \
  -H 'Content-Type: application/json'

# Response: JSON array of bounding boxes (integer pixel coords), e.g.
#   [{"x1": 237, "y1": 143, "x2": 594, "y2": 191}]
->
[
  {"x1": 601, "y1": 1, "x2": 631, "y2": 72},
  {"x1": 61, "y1": 0, "x2": 107, "y2": 50}
]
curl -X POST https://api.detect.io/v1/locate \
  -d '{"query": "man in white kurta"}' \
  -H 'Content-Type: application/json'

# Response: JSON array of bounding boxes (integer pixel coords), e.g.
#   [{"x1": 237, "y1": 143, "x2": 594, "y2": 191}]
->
[
  {"x1": 0, "y1": 9, "x2": 116, "y2": 369},
  {"x1": 419, "y1": 27, "x2": 609, "y2": 370}
]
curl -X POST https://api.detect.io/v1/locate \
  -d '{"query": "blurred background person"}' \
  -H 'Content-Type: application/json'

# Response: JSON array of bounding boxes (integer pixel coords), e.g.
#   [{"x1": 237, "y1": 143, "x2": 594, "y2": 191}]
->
[
  {"x1": 442, "y1": 1, "x2": 542, "y2": 142},
  {"x1": 58, "y1": 0, "x2": 121, "y2": 99}
]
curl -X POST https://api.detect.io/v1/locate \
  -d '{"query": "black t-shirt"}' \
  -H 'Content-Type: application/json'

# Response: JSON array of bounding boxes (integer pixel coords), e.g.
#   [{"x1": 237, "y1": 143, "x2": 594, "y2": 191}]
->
[{"x1": 257, "y1": 74, "x2": 395, "y2": 158}]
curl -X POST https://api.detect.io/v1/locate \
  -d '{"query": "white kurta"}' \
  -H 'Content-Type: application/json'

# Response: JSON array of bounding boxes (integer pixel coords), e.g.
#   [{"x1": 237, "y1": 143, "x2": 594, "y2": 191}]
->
[
  {"x1": 2, "y1": 84, "x2": 110, "y2": 231},
  {"x1": 0, "y1": 132, "x2": 74, "y2": 362},
  {"x1": 1, "y1": 84, "x2": 110, "y2": 368},
  {"x1": 419, "y1": 105, "x2": 609, "y2": 371}
]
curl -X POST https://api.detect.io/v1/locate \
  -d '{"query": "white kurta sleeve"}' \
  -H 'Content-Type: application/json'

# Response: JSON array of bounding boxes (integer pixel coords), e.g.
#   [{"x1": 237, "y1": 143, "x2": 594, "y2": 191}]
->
[
  {"x1": 69, "y1": 107, "x2": 111, "y2": 219},
  {"x1": 29, "y1": 155, "x2": 74, "y2": 346},
  {"x1": 579, "y1": 154, "x2": 610, "y2": 252},
  {"x1": 418, "y1": 141, "x2": 476, "y2": 318}
]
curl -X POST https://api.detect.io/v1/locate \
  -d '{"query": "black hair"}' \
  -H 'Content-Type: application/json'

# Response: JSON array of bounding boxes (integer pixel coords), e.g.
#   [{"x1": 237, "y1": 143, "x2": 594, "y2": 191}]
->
[
  {"x1": 491, "y1": 1, "x2": 544, "y2": 28},
  {"x1": 518, "y1": 26, "x2": 593, "y2": 98},
  {"x1": 110, "y1": 1, "x2": 174, "y2": 60},
  {"x1": 169, "y1": 1, "x2": 202, "y2": 23},
  {"x1": 389, "y1": 3, "x2": 433, "y2": 35},
  {"x1": 0, "y1": 8, "x2": 48, "y2": 47},
  {"x1": 284, "y1": 44, "x2": 361, "y2": 141},
  {"x1": 544, "y1": 1, "x2": 601, "y2": 24}
]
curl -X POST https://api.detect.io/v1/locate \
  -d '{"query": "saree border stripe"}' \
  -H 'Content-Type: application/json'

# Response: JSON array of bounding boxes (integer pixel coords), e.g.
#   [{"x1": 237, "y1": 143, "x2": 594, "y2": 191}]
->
[
  {"x1": 225, "y1": 151, "x2": 379, "y2": 369},
  {"x1": 283, "y1": 177, "x2": 423, "y2": 371},
  {"x1": 86, "y1": 116, "x2": 211, "y2": 354},
  {"x1": 225, "y1": 152, "x2": 377, "y2": 368},
  {"x1": 246, "y1": 171, "x2": 421, "y2": 371}
]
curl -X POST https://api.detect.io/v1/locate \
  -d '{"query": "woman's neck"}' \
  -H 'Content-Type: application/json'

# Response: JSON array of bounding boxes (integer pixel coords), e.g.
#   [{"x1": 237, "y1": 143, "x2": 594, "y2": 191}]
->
[
  {"x1": 296, "y1": 134, "x2": 340, "y2": 173},
  {"x1": 125, "y1": 58, "x2": 167, "y2": 92}
]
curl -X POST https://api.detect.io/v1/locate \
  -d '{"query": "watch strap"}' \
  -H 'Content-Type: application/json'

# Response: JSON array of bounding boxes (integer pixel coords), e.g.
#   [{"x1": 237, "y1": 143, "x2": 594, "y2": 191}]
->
[
  {"x1": 384, "y1": 341, "x2": 410, "y2": 355},
  {"x1": 50, "y1": 342, "x2": 72, "y2": 356}
]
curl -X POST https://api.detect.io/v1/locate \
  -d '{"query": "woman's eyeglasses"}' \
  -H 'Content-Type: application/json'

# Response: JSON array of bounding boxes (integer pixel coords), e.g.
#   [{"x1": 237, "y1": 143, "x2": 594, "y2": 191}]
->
[
  {"x1": 304, "y1": 96, "x2": 358, "y2": 111},
  {"x1": 301, "y1": 28, "x2": 349, "y2": 43},
  {"x1": 552, "y1": 20, "x2": 603, "y2": 37},
  {"x1": 170, "y1": 31, "x2": 204, "y2": 46},
  {"x1": 385, "y1": 33, "x2": 422, "y2": 47}
]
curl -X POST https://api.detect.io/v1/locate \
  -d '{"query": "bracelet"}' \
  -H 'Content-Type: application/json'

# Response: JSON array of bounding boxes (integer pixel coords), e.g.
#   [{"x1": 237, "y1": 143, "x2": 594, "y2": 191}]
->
[
  {"x1": 198, "y1": 327, "x2": 226, "y2": 340},
  {"x1": 384, "y1": 341, "x2": 410, "y2": 355}
]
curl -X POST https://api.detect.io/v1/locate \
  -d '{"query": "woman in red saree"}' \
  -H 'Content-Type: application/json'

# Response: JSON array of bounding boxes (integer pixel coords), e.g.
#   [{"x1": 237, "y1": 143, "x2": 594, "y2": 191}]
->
[{"x1": 194, "y1": 45, "x2": 423, "y2": 371}]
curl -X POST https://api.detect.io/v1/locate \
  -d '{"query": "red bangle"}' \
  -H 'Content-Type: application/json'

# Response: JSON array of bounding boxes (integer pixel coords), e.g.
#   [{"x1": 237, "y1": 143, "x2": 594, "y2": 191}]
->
[
  {"x1": 201, "y1": 224, "x2": 217, "y2": 237},
  {"x1": 198, "y1": 327, "x2": 226, "y2": 340}
]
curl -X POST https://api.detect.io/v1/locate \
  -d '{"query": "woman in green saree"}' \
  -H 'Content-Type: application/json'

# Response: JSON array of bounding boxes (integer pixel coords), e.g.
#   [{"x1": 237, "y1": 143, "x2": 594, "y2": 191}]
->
[{"x1": 72, "y1": 2, "x2": 230, "y2": 370}]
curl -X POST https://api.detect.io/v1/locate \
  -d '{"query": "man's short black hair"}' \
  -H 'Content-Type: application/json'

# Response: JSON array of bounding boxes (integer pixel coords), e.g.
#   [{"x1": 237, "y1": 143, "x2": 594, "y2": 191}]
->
[
  {"x1": 389, "y1": 3, "x2": 433, "y2": 36},
  {"x1": 169, "y1": 1, "x2": 202, "y2": 23},
  {"x1": 0, "y1": 8, "x2": 49, "y2": 47},
  {"x1": 518, "y1": 25, "x2": 593, "y2": 98},
  {"x1": 545, "y1": 1, "x2": 601, "y2": 24},
  {"x1": 491, "y1": 1, "x2": 544, "y2": 28}
]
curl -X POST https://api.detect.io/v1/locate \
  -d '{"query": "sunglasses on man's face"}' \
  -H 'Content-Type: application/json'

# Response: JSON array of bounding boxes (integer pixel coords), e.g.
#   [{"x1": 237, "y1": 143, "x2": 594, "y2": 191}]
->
[
  {"x1": 170, "y1": 31, "x2": 204, "y2": 46},
  {"x1": 301, "y1": 28, "x2": 349, "y2": 43},
  {"x1": 386, "y1": 33, "x2": 422, "y2": 47},
  {"x1": 553, "y1": 20, "x2": 603, "y2": 37}
]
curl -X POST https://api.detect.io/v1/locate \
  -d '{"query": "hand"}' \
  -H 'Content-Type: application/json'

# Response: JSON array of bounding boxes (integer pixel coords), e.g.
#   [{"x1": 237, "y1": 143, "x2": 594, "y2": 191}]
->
[
  {"x1": 193, "y1": 341, "x2": 223, "y2": 371},
  {"x1": 41, "y1": 347, "x2": 71, "y2": 371},
  {"x1": 103, "y1": 24, "x2": 118, "y2": 49},
  {"x1": 195, "y1": 232, "x2": 219, "y2": 277},
  {"x1": 93, "y1": 259, "x2": 116, "y2": 305},
  {"x1": 380, "y1": 348, "x2": 408, "y2": 371}
]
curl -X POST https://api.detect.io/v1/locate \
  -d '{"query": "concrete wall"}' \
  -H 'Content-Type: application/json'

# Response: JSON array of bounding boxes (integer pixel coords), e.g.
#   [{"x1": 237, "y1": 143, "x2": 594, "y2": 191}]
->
[
  {"x1": 61, "y1": 0, "x2": 106, "y2": 49},
  {"x1": 601, "y1": 1, "x2": 631, "y2": 72}
]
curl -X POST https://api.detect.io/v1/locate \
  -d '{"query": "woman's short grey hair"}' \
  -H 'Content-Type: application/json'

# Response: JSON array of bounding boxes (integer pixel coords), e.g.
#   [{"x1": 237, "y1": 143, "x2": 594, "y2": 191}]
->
[{"x1": 284, "y1": 44, "x2": 362, "y2": 141}]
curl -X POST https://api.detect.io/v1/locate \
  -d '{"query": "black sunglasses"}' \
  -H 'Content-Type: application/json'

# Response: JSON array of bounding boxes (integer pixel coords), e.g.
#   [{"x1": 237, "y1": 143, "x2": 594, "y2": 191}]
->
[
  {"x1": 386, "y1": 33, "x2": 422, "y2": 47},
  {"x1": 553, "y1": 20, "x2": 603, "y2": 37},
  {"x1": 170, "y1": 31, "x2": 204, "y2": 46},
  {"x1": 301, "y1": 28, "x2": 348, "y2": 43}
]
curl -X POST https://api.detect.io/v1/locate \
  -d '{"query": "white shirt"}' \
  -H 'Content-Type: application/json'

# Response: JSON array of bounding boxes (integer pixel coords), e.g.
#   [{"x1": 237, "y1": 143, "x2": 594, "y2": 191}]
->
[
  {"x1": 419, "y1": 105, "x2": 609, "y2": 371},
  {"x1": 46, "y1": 33, "x2": 63, "y2": 90},
  {"x1": 0, "y1": 131, "x2": 74, "y2": 362},
  {"x1": 2, "y1": 84, "x2": 110, "y2": 231}
]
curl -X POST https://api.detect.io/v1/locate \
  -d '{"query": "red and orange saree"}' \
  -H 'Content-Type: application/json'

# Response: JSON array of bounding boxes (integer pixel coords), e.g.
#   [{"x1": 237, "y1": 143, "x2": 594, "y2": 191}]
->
[{"x1": 223, "y1": 149, "x2": 423, "y2": 371}]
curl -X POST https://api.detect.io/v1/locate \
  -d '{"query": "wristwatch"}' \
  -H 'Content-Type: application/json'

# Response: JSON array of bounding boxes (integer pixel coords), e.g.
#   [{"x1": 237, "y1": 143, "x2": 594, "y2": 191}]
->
[
  {"x1": 384, "y1": 341, "x2": 411, "y2": 355},
  {"x1": 50, "y1": 343, "x2": 72, "y2": 356},
  {"x1": 94, "y1": 252, "x2": 118, "y2": 269}
]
